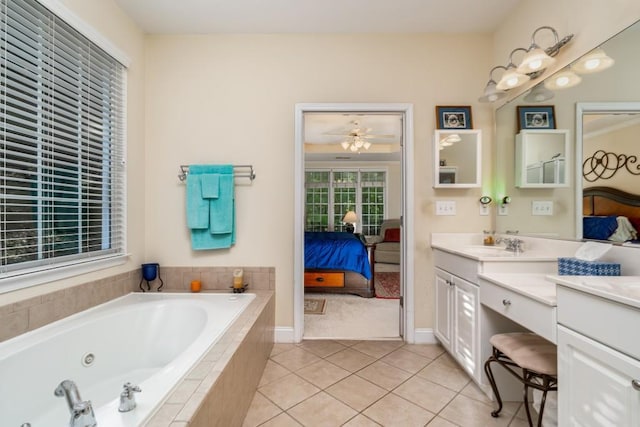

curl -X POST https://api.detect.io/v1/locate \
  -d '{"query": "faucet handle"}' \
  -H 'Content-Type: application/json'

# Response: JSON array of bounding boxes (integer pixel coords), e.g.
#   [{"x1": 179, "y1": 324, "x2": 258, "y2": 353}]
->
[
  {"x1": 122, "y1": 382, "x2": 141, "y2": 397},
  {"x1": 119, "y1": 382, "x2": 142, "y2": 413}
]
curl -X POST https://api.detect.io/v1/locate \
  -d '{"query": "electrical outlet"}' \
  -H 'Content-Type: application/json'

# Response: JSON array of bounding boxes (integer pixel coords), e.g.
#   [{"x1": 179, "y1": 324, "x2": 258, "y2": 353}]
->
[
  {"x1": 479, "y1": 204, "x2": 490, "y2": 216},
  {"x1": 532, "y1": 200, "x2": 553, "y2": 216},
  {"x1": 498, "y1": 204, "x2": 509, "y2": 216},
  {"x1": 435, "y1": 200, "x2": 456, "y2": 216}
]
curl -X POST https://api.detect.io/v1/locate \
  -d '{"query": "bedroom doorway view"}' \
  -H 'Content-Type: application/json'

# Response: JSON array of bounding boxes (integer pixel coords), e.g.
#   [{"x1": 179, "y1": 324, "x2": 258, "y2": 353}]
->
[{"x1": 299, "y1": 107, "x2": 407, "y2": 340}]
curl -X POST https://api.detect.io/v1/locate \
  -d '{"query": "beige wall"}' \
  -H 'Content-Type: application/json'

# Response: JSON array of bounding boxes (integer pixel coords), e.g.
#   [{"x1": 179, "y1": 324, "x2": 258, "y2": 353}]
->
[
  {"x1": 144, "y1": 33, "x2": 495, "y2": 331},
  {"x1": 2, "y1": 0, "x2": 146, "y2": 305}
]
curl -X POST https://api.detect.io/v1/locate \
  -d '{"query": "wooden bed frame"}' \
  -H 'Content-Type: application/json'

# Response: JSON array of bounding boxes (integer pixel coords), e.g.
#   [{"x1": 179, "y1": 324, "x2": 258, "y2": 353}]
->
[
  {"x1": 304, "y1": 243, "x2": 376, "y2": 298},
  {"x1": 583, "y1": 186, "x2": 640, "y2": 217}
]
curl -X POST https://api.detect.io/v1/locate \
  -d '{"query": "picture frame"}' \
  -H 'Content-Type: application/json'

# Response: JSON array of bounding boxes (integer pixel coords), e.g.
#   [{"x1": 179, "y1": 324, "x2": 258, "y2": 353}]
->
[
  {"x1": 517, "y1": 105, "x2": 556, "y2": 131},
  {"x1": 436, "y1": 106, "x2": 473, "y2": 129}
]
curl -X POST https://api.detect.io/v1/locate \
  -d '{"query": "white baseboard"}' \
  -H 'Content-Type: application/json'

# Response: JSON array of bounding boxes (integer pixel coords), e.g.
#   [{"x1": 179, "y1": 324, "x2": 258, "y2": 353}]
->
[
  {"x1": 274, "y1": 326, "x2": 296, "y2": 343},
  {"x1": 276, "y1": 326, "x2": 437, "y2": 344},
  {"x1": 413, "y1": 328, "x2": 438, "y2": 344}
]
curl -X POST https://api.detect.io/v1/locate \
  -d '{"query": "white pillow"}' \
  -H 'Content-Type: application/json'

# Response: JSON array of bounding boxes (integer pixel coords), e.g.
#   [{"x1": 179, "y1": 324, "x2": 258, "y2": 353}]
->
[{"x1": 608, "y1": 216, "x2": 638, "y2": 242}]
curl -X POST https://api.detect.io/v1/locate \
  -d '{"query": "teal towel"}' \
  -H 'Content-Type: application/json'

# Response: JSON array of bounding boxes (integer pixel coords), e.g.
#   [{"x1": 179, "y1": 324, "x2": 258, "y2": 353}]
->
[
  {"x1": 210, "y1": 174, "x2": 233, "y2": 234},
  {"x1": 200, "y1": 174, "x2": 219, "y2": 199},
  {"x1": 186, "y1": 174, "x2": 208, "y2": 229},
  {"x1": 186, "y1": 164, "x2": 235, "y2": 250}
]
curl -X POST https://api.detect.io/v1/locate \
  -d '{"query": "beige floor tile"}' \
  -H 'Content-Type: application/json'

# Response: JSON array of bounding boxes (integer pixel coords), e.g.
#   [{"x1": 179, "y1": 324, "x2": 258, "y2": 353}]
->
[
  {"x1": 356, "y1": 360, "x2": 412, "y2": 391},
  {"x1": 352, "y1": 340, "x2": 404, "y2": 358},
  {"x1": 439, "y1": 394, "x2": 514, "y2": 427},
  {"x1": 325, "y1": 375, "x2": 387, "y2": 412},
  {"x1": 258, "y1": 373, "x2": 320, "y2": 410},
  {"x1": 393, "y1": 376, "x2": 457, "y2": 413},
  {"x1": 381, "y1": 348, "x2": 431, "y2": 374},
  {"x1": 426, "y1": 416, "x2": 460, "y2": 426},
  {"x1": 342, "y1": 414, "x2": 382, "y2": 426},
  {"x1": 363, "y1": 393, "x2": 435, "y2": 427},
  {"x1": 242, "y1": 392, "x2": 283, "y2": 427},
  {"x1": 259, "y1": 412, "x2": 303, "y2": 427},
  {"x1": 259, "y1": 360, "x2": 291, "y2": 387},
  {"x1": 434, "y1": 351, "x2": 461, "y2": 368},
  {"x1": 295, "y1": 359, "x2": 351, "y2": 389},
  {"x1": 335, "y1": 339, "x2": 361, "y2": 347},
  {"x1": 508, "y1": 417, "x2": 531, "y2": 427},
  {"x1": 298, "y1": 339, "x2": 346, "y2": 358},
  {"x1": 402, "y1": 343, "x2": 445, "y2": 359},
  {"x1": 416, "y1": 358, "x2": 471, "y2": 392},
  {"x1": 271, "y1": 347, "x2": 322, "y2": 371},
  {"x1": 460, "y1": 381, "x2": 522, "y2": 417},
  {"x1": 325, "y1": 348, "x2": 376, "y2": 372},
  {"x1": 287, "y1": 391, "x2": 358, "y2": 427},
  {"x1": 271, "y1": 343, "x2": 297, "y2": 357}
]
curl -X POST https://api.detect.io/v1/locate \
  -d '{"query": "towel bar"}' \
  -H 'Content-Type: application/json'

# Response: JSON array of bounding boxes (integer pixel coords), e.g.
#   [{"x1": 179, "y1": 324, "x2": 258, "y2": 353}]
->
[{"x1": 178, "y1": 164, "x2": 256, "y2": 182}]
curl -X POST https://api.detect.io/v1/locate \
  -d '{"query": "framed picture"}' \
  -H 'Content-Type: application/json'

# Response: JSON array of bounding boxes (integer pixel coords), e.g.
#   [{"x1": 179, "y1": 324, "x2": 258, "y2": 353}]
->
[
  {"x1": 436, "y1": 106, "x2": 472, "y2": 129},
  {"x1": 517, "y1": 105, "x2": 556, "y2": 130}
]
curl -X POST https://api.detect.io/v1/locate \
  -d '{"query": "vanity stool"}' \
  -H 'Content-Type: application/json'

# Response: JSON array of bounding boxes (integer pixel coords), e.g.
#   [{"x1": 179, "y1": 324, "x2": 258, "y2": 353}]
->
[{"x1": 484, "y1": 332, "x2": 557, "y2": 427}]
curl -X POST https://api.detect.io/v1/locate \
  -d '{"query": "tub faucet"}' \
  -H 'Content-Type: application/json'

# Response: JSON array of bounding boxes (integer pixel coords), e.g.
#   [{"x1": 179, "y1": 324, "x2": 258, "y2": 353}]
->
[
  {"x1": 54, "y1": 380, "x2": 97, "y2": 427},
  {"x1": 118, "y1": 382, "x2": 142, "y2": 412}
]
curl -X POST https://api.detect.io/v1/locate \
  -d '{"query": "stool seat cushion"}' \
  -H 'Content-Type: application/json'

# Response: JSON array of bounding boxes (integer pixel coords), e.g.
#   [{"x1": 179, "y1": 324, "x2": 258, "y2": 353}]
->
[{"x1": 490, "y1": 333, "x2": 557, "y2": 376}]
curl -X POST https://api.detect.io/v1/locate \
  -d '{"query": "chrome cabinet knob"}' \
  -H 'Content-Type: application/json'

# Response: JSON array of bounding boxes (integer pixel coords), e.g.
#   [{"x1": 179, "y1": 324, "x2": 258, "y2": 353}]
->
[
  {"x1": 632, "y1": 379, "x2": 640, "y2": 391},
  {"x1": 502, "y1": 299, "x2": 511, "y2": 306}
]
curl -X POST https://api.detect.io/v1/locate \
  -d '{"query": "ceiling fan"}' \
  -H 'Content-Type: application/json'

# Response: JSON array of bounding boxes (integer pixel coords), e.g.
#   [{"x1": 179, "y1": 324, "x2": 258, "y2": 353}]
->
[{"x1": 325, "y1": 120, "x2": 395, "y2": 152}]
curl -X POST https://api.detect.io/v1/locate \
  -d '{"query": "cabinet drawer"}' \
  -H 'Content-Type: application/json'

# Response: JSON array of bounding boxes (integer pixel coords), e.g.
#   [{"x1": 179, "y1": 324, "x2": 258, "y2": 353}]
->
[
  {"x1": 481, "y1": 279, "x2": 557, "y2": 343},
  {"x1": 304, "y1": 272, "x2": 344, "y2": 287}
]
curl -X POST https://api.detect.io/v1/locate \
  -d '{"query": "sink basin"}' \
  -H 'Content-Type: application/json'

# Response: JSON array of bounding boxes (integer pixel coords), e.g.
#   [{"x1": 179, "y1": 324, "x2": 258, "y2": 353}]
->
[{"x1": 462, "y1": 245, "x2": 515, "y2": 257}]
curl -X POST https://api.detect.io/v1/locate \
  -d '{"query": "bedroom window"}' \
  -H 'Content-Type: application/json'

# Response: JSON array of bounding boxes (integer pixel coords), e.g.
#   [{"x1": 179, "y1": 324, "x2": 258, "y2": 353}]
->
[
  {"x1": 0, "y1": 0, "x2": 127, "y2": 288},
  {"x1": 304, "y1": 169, "x2": 386, "y2": 234}
]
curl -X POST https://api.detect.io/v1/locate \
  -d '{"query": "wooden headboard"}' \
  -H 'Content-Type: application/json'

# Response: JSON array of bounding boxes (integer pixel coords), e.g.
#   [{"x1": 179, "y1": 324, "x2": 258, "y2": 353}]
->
[{"x1": 583, "y1": 186, "x2": 640, "y2": 217}]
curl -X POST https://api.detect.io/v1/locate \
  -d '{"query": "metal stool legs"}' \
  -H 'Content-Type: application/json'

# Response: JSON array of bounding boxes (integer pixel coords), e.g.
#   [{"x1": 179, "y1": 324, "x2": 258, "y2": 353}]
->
[{"x1": 484, "y1": 347, "x2": 557, "y2": 427}]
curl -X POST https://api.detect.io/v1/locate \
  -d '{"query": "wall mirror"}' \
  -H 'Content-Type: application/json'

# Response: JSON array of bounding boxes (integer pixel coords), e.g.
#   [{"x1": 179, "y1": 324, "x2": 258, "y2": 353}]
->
[
  {"x1": 494, "y1": 19, "x2": 640, "y2": 241},
  {"x1": 515, "y1": 129, "x2": 570, "y2": 188},
  {"x1": 433, "y1": 129, "x2": 481, "y2": 188}
]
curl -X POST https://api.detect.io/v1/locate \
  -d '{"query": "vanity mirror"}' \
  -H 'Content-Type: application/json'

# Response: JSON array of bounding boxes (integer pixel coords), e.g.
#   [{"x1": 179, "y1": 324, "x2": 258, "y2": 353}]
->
[
  {"x1": 494, "y1": 19, "x2": 640, "y2": 240},
  {"x1": 433, "y1": 129, "x2": 481, "y2": 188}
]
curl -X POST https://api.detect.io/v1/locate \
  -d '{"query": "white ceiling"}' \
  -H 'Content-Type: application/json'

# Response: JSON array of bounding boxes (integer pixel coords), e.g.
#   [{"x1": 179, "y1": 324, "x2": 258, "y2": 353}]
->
[{"x1": 113, "y1": 0, "x2": 522, "y2": 35}]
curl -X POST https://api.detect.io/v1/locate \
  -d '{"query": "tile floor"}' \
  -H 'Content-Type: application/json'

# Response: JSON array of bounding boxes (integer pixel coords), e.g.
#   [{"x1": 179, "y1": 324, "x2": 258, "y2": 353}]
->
[{"x1": 243, "y1": 340, "x2": 533, "y2": 426}]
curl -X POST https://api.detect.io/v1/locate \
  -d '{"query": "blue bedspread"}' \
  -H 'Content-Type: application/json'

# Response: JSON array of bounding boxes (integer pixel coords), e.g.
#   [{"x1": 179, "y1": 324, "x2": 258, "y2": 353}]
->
[{"x1": 304, "y1": 232, "x2": 372, "y2": 279}]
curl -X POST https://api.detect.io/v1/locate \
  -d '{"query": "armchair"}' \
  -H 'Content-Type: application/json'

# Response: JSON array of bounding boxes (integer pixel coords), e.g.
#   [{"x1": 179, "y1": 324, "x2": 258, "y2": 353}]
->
[{"x1": 367, "y1": 219, "x2": 400, "y2": 264}]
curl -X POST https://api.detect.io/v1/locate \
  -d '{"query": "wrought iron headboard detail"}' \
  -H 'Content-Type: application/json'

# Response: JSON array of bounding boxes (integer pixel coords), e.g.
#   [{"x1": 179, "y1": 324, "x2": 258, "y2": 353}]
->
[{"x1": 583, "y1": 150, "x2": 640, "y2": 182}]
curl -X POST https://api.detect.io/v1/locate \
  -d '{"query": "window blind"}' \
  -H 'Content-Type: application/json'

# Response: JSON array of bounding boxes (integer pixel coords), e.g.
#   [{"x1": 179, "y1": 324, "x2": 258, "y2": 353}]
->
[{"x1": 0, "y1": 0, "x2": 126, "y2": 276}]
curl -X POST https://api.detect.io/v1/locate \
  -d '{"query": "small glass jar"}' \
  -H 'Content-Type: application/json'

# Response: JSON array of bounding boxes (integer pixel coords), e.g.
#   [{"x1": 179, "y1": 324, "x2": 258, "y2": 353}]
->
[
  {"x1": 483, "y1": 230, "x2": 495, "y2": 246},
  {"x1": 190, "y1": 280, "x2": 201, "y2": 293}
]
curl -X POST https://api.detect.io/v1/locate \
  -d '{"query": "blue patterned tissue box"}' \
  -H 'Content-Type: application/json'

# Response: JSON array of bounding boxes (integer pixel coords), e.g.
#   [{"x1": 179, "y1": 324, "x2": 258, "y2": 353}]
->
[{"x1": 558, "y1": 257, "x2": 621, "y2": 276}]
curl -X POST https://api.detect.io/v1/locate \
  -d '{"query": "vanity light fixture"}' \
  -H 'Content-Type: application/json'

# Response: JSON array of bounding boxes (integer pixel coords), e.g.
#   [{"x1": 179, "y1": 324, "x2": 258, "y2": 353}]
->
[
  {"x1": 496, "y1": 48, "x2": 531, "y2": 90},
  {"x1": 572, "y1": 48, "x2": 614, "y2": 74},
  {"x1": 478, "y1": 66, "x2": 508, "y2": 102},
  {"x1": 480, "y1": 25, "x2": 573, "y2": 102},
  {"x1": 544, "y1": 69, "x2": 582, "y2": 90},
  {"x1": 523, "y1": 84, "x2": 554, "y2": 103}
]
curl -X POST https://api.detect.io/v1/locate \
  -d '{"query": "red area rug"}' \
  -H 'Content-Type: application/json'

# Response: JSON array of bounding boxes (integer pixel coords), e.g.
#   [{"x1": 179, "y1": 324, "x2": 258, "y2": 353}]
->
[{"x1": 374, "y1": 272, "x2": 400, "y2": 299}]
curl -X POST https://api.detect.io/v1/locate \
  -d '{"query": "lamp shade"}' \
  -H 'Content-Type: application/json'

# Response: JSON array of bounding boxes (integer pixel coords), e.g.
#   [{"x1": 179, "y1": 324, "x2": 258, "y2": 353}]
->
[
  {"x1": 544, "y1": 70, "x2": 581, "y2": 90},
  {"x1": 496, "y1": 66, "x2": 530, "y2": 90},
  {"x1": 572, "y1": 48, "x2": 614, "y2": 74},
  {"x1": 342, "y1": 211, "x2": 358, "y2": 223},
  {"x1": 517, "y1": 47, "x2": 556, "y2": 74},
  {"x1": 523, "y1": 85, "x2": 554, "y2": 103}
]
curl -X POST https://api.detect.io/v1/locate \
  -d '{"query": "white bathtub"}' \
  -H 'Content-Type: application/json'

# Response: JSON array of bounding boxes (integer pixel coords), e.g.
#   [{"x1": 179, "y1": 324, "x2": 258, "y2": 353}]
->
[{"x1": 0, "y1": 292, "x2": 255, "y2": 426}]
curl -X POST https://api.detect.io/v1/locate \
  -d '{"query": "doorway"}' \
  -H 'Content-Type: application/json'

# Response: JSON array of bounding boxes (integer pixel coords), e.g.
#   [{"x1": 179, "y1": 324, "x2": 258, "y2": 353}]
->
[{"x1": 293, "y1": 103, "x2": 415, "y2": 343}]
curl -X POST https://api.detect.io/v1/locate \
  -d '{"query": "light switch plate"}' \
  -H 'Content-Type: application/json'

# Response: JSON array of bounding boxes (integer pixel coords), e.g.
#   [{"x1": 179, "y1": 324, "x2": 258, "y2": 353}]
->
[
  {"x1": 532, "y1": 200, "x2": 553, "y2": 215},
  {"x1": 436, "y1": 200, "x2": 456, "y2": 216},
  {"x1": 498, "y1": 204, "x2": 509, "y2": 216},
  {"x1": 479, "y1": 204, "x2": 490, "y2": 216}
]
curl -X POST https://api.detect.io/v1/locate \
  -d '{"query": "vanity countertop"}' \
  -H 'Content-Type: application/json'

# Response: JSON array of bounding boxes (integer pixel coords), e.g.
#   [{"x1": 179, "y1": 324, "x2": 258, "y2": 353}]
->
[
  {"x1": 432, "y1": 242, "x2": 562, "y2": 262},
  {"x1": 548, "y1": 275, "x2": 640, "y2": 310},
  {"x1": 478, "y1": 273, "x2": 557, "y2": 306}
]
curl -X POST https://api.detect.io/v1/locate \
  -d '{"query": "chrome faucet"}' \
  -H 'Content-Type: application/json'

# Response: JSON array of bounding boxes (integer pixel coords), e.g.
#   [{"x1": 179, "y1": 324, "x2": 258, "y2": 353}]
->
[
  {"x1": 54, "y1": 380, "x2": 97, "y2": 427},
  {"x1": 496, "y1": 237, "x2": 524, "y2": 253},
  {"x1": 118, "y1": 382, "x2": 142, "y2": 412}
]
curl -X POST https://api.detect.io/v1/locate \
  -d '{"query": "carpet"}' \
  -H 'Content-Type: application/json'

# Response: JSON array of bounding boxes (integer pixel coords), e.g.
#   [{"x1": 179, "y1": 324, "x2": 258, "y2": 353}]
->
[
  {"x1": 304, "y1": 298, "x2": 327, "y2": 315},
  {"x1": 374, "y1": 272, "x2": 400, "y2": 299}
]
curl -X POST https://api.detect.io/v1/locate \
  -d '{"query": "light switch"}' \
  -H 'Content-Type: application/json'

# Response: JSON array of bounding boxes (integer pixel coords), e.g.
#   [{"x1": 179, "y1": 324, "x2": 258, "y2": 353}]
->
[
  {"x1": 532, "y1": 200, "x2": 553, "y2": 215},
  {"x1": 435, "y1": 200, "x2": 456, "y2": 216}
]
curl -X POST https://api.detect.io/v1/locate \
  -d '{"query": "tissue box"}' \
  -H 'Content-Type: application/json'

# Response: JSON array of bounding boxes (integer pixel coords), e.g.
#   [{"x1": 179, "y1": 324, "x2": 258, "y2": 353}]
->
[{"x1": 558, "y1": 257, "x2": 621, "y2": 276}]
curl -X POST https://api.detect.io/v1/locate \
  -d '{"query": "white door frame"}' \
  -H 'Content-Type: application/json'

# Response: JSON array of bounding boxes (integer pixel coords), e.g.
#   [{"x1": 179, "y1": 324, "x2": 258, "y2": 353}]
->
[{"x1": 293, "y1": 103, "x2": 415, "y2": 343}]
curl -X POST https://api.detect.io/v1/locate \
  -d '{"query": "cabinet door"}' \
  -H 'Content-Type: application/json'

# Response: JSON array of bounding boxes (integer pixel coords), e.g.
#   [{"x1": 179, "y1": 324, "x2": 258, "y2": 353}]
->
[
  {"x1": 434, "y1": 269, "x2": 453, "y2": 351},
  {"x1": 559, "y1": 325, "x2": 640, "y2": 426},
  {"x1": 453, "y1": 276, "x2": 480, "y2": 381}
]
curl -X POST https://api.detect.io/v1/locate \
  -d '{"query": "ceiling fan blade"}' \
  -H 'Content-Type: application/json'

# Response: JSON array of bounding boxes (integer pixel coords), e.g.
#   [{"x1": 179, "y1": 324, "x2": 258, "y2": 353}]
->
[{"x1": 361, "y1": 134, "x2": 395, "y2": 139}]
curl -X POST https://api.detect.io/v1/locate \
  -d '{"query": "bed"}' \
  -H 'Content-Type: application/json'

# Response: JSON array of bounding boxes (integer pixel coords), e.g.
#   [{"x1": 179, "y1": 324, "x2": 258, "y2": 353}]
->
[
  {"x1": 304, "y1": 232, "x2": 375, "y2": 298},
  {"x1": 582, "y1": 186, "x2": 640, "y2": 243}
]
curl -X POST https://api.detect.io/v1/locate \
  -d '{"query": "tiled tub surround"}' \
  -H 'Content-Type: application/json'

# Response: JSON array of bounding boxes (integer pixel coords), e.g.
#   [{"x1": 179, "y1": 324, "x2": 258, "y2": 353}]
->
[{"x1": 0, "y1": 266, "x2": 275, "y2": 343}]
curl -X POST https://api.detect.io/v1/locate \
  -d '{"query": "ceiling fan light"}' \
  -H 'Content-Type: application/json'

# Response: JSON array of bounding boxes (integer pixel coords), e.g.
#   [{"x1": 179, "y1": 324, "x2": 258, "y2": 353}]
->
[
  {"x1": 572, "y1": 48, "x2": 614, "y2": 74},
  {"x1": 341, "y1": 141, "x2": 350, "y2": 150},
  {"x1": 544, "y1": 70, "x2": 581, "y2": 90},
  {"x1": 517, "y1": 47, "x2": 556, "y2": 73},
  {"x1": 363, "y1": 141, "x2": 372, "y2": 150},
  {"x1": 349, "y1": 144, "x2": 358, "y2": 152}
]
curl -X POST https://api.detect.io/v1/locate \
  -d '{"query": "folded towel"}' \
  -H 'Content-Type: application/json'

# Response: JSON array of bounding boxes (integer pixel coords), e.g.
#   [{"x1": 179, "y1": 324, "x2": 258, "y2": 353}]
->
[
  {"x1": 186, "y1": 174, "x2": 208, "y2": 229},
  {"x1": 210, "y1": 174, "x2": 234, "y2": 234},
  {"x1": 200, "y1": 174, "x2": 220, "y2": 199}
]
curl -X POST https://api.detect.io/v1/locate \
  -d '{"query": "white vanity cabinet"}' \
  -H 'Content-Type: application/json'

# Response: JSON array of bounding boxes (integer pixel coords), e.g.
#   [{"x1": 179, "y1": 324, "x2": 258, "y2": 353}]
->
[
  {"x1": 434, "y1": 251, "x2": 481, "y2": 383},
  {"x1": 557, "y1": 284, "x2": 640, "y2": 425}
]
